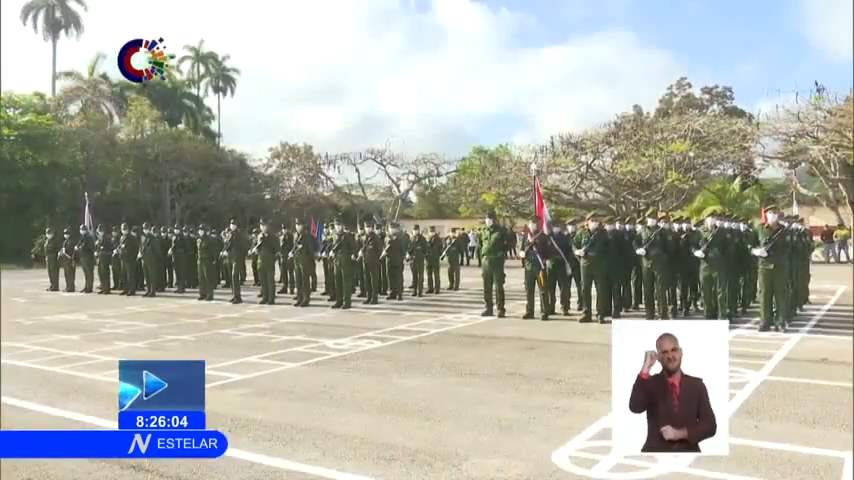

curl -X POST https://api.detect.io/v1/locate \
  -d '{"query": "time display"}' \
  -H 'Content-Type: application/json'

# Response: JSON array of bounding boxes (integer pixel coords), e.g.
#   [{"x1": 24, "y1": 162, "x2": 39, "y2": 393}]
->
[{"x1": 117, "y1": 411, "x2": 206, "y2": 430}]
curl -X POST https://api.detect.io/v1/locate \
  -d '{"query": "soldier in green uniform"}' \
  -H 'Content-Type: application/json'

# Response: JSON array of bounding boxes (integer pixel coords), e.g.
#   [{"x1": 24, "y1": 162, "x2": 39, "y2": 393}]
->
[
  {"x1": 278, "y1": 223, "x2": 296, "y2": 295},
  {"x1": 222, "y1": 220, "x2": 247, "y2": 304},
  {"x1": 604, "y1": 217, "x2": 629, "y2": 318},
  {"x1": 185, "y1": 225, "x2": 199, "y2": 289},
  {"x1": 117, "y1": 223, "x2": 138, "y2": 295},
  {"x1": 407, "y1": 224, "x2": 428, "y2": 297},
  {"x1": 42, "y1": 227, "x2": 61, "y2": 291},
  {"x1": 676, "y1": 217, "x2": 699, "y2": 315},
  {"x1": 378, "y1": 222, "x2": 389, "y2": 295},
  {"x1": 564, "y1": 218, "x2": 583, "y2": 311},
  {"x1": 158, "y1": 226, "x2": 172, "y2": 289},
  {"x1": 738, "y1": 218, "x2": 758, "y2": 312},
  {"x1": 75, "y1": 224, "x2": 96, "y2": 293},
  {"x1": 329, "y1": 218, "x2": 357, "y2": 309},
  {"x1": 634, "y1": 211, "x2": 673, "y2": 320},
  {"x1": 58, "y1": 227, "x2": 77, "y2": 292},
  {"x1": 793, "y1": 216, "x2": 812, "y2": 311},
  {"x1": 692, "y1": 209, "x2": 729, "y2": 319},
  {"x1": 480, "y1": 211, "x2": 507, "y2": 318},
  {"x1": 110, "y1": 226, "x2": 123, "y2": 291},
  {"x1": 620, "y1": 218, "x2": 637, "y2": 310},
  {"x1": 252, "y1": 220, "x2": 278, "y2": 304},
  {"x1": 664, "y1": 217, "x2": 682, "y2": 317},
  {"x1": 248, "y1": 227, "x2": 260, "y2": 286},
  {"x1": 522, "y1": 216, "x2": 557, "y2": 320},
  {"x1": 573, "y1": 212, "x2": 609, "y2": 323},
  {"x1": 95, "y1": 224, "x2": 113, "y2": 294},
  {"x1": 359, "y1": 221, "x2": 382, "y2": 304},
  {"x1": 752, "y1": 206, "x2": 792, "y2": 331},
  {"x1": 290, "y1": 218, "x2": 317, "y2": 307},
  {"x1": 353, "y1": 223, "x2": 366, "y2": 297},
  {"x1": 137, "y1": 223, "x2": 157, "y2": 297},
  {"x1": 425, "y1": 226, "x2": 443, "y2": 294},
  {"x1": 320, "y1": 226, "x2": 335, "y2": 299},
  {"x1": 219, "y1": 227, "x2": 232, "y2": 289},
  {"x1": 443, "y1": 228, "x2": 464, "y2": 291},
  {"x1": 548, "y1": 221, "x2": 572, "y2": 316},
  {"x1": 382, "y1": 222, "x2": 406, "y2": 300},
  {"x1": 195, "y1": 225, "x2": 216, "y2": 301},
  {"x1": 169, "y1": 224, "x2": 187, "y2": 293}
]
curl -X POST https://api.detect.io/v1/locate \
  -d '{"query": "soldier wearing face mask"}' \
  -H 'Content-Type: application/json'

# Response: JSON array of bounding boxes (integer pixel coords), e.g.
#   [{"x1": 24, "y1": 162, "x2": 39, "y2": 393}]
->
[
  {"x1": 249, "y1": 227, "x2": 261, "y2": 287},
  {"x1": 360, "y1": 221, "x2": 382, "y2": 304},
  {"x1": 278, "y1": 223, "x2": 296, "y2": 295},
  {"x1": 58, "y1": 227, "x2": 77, "y2": 292},
  {"x1": 604, "y1": 217, "x2": 629, "y2": 319},
  {"x1": 444, "y1": 228, "x2": 464, "y2": 291},
  {"x1": 407, "y1": 224, "x2": 428, "y2": 297},
  {"x1": 624, "y1": 216, "x2": 643, "y2": 310},
  {"x1": 426, "y1": 226, "x2": 444, "y2": 294},
  {"x1": 95, "y1": 224, "x2": 113, "y2": 294},
  {"x1": 564, "y1": 218, "x2": 583, "y2": 311},
  {"x1": 117, "y1": 223, "x2": 138, "y2": 295},
  {"x1": 480, "y1": 210, "x2": 508, "y2": 318},
  {"x1": 520, "y1": 215, "x2": 557, "y2": 320},
  {"x1": 692, "y1": 208, "x2": 729, "y2": 320},
  {"x1": 633, "y1": 210, "x2": 672, "y2": 320},
  {"x1": 573, "y1": 212, "x2": 610, "y2": 323},
  {"x1": 786, "y1": 215, "x2": 811, "y2": 316},
  {"x1": 675, "y1": 217, "x2": 700, "y2": 315},
  {"x1": 76, "y1": 224, "x2": 96, "y2": 294},
  {"x1": 222, "y1": 219, "x2": 248, "y2": 304},
  {"x1": 138, "y1": 222, "x2": 159, "y2": 297},
  {"x1": 290, "y1": 218, "x2": 317, "y2": 307},
  {"x1": 196, "y1": 224, "x2": 218, "y2": 301},
  {"x1": 254, "y1": 219, "x2": 280, "y2": 305},
  {"x1": 383, "y1": 222, "x2": 406, "y2": 300},
  {"x1": 159, "y1": 226, "x2": 173, "y2": 290},
  {"x1": 353, "y1": 224, "x2": 366, "y2": 298},
  {"x1": 548, "y1": 221, "x2": 572, "y2": 316},
  {"x1": 751, "y1": 205, "x2": 793, "y2": 331},
  {"x1": 110, "y1": 226, "x2": 123, "y2": 291},
  {"x1": 40, "y1": 227, "x2": 61, "y2": 291},
  {"x1": 170, "y1": 224, "x2": 188, "y2": 294}
]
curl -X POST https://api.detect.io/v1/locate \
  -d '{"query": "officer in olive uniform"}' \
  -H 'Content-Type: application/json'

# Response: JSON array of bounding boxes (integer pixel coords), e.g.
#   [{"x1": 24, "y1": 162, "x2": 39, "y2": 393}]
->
[
  {"x1": 59, "y1": 227, "x2": 77, "y2": 292},
  {"x1": 548, "y1": 221, "x2": 572, "y2": 315},
  {"x1": 330, "y1": 218, "x2": 357, "y2": 309},
  {"x1": 443, "y1": 228, "x2": 464, "y2": 291},
  {"x1": 426, "y1": 226, "x2": 443, "y2": 294},
  {"x1": 792, "y1": 216, "x2": 812, "y2": 312},
  {"x1": 353, "y1": 224, "x2": 366, "y2": 297},
  {"x1": 573, "y1": 212, "x2": 609, "y2": 323},
  {"x1": 291, "y1": 218, "x2": 317, "y2": 307},
  {"x1": 222, "y1": 220, "x2": 248, "y2": 304},
  {"x1": 254, "y1": 219, "x2": 279, "y2": 305},
  {"x1": 752, "y1": 205, "x2": 792, "y2": 331},
  {"x1": 377, "y1": 222, "x2": 389, "y2": 295},
  {"x1": 693, "y1": 208, "x2": 729, "y2": 319},
  {"x1": 407, "y1": 224, "x2": 428, "y2": 297},
  {"x1": 360, "y1": 221, "x2": 382, "y2": 304},
  {"x1": 185, "y1": 225, "x2": 199, "y2": 289},
  {"x1": 249, "y1": 227, "x2": 261, "y2": 286},
  {"x1": 169, "y1": 224, "x2": 188, "y2": 293},
  {"x1": 118, "y1": 223, "x2": 138, "y2": 295},
  {"x1": 75, "y1": 224, "x2": 96, "y2": 293},
  {"x1": 382, "y1": 223, "x2": 406, "y2": 300},
  {"x1": 480, "y1": 211, "x2": 507, "y2": 318},
  {"x1": 278, "y1": 224, "x2": 296, "y2": 295},
  {"x1": 634, "y1": 211, "x2": 673, "y2": 320},
  {"x1": 95, "y1": 224, "x2": 113, "y2": 294},
  {"x1": 320, "y1": 226, "x2": 335, "y2": 298},
  {"x1": 676, "y1": 217, "x2": 699, "y2": 315},
  {"x1": 111, "y1": 226, "x2": 123, "y2": 291},
  {"x1": 522, "y1": 215, "x2": 557, "y2": 320},
  {"x1": 138, "y1": 222, "x2": 159, "y2": 297},
  {"x1": 158, "y1": 226, "x2": 172, "y2": 290},
  {"x1": 42, "y1": 227, "x2": 61, "y2": 291},
  {"x1": 565, "y1": 218, "x2": 583, "y2": 311},
  {"x1": 196, "y1": 224, "x2": 218, "y2": 301}
]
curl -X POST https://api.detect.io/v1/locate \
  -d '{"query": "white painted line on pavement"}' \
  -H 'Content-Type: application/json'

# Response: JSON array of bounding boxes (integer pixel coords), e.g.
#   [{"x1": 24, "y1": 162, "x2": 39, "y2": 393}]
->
[
  {"x1": 842, "y1": 453, "x2": 852, "y2": 480},
  {"x1": 730, "y1": 437, "x2": 849, "y2": 457},
  {"x1": 765, "y1": 375, "x2": 852, "y2": 388},
  {"x1": 1, "y1": 396, "x2": 376, "y2": 480}
]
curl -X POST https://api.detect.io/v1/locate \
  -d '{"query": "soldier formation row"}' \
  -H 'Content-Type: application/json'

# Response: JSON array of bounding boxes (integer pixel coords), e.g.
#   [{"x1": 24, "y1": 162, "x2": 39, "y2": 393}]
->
[{"x1": 35, "y1": 205, "x2": 811, "y2": 331}]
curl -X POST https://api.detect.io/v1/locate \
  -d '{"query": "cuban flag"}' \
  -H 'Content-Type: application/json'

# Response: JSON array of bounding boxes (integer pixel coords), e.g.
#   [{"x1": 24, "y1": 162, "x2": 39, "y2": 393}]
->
[
  {"x1": 534, "y1": 177, "x2": 551, "y2": 234},
  {"x1": 83, "y1": 192, "x2": 94, "y2": 234},
  {"x1": 311, "y1": 219, "x2": 323, "y2": 243}
]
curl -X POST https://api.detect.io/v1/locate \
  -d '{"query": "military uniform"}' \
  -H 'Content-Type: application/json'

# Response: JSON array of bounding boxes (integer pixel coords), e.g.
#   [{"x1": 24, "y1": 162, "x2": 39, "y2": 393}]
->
[
  {"x1": 111, "y1": 227, "x2": 123, "y2": 291},
  {"x1": 605, "y1": 217, "x2": 630, "y2": 318},
  {"x1": 565, "y1": 218, "x2": 583, "y2": 310},
  {"x1": 248, "y1": 227, "x2": 260, "y2": 286},
  {"x1": 753, "y1": 206, "x2": 792, "y2": 331},
  {"x1": 41, "y1": 228, "x2": 61, "y2": 291},
  {"x1": 59, "y1": 228, "x2": 77, "y2": 292},
  {"x1": 383, "y1": 223, "x2": 406, "y2": 300},
  {"x1": 186, "y1": 226, "x2": 199, "y2": 289},
  {"x1": 118, "y1": 224, "x2": 139, "y2": 295},
  {"x1": 278, "y1": 225, "x2": 296, "y2": 295},
  {"x1": 573, "y1": 213, "x2": 610, "y2": 323},
  {"x1": 253, "y1": 220, "x2": 279, "y2": 305},
  {"x1": 196, "y1": 225, "x2": 218, "y2": 301},
  {"x1": 425, "y1": 226, "x2": 443, "y2": 294},
  {"x1": 407, "y1": 225, "x2": 428, "y2": 297},
  {"x1": 330, "y1": 220, "x2": 357, "y2": 309},
  {"x1": 522, "y1": 216, "x2": 558, "y2": 320},
  {"x1": 693, "y1": 211, "x2": 729, "y2": 319},
  {"x1": 634, "y1": 212, "x2": 673, "y2": 320},
  {"x1": 291, "y1": 219, "x2": 317, "y2": 307},
  {"x1": 444, "y1": 229, "x2": 464, "y2": 290},
  {"x1": 360, "y1": 221, "x2": 382, "y2": 304},
  {"x1": 155, "y1": 227, "x2": 169, "y2": 291},
  {"x1": 138, "y1": 223, "x2": 159, "y2": 297},
  {"x1": 170, "y1": 225, "x2": 188, "y2": 293},
  {"x1": 74, "y1": 224, "x2": 96, "y2": 293},
  {"x1": 223, "y1": 221, "x2": 248, "y2": 304},
  {"x1": 548, "y1": 222, "x2": 572, "y2": 315},
  {"x1": 480, "y1": 211, "x2": 507, "y2": 317},
  {"x1": 95, "y1": 225, "x2": 113, "y2": 294}
]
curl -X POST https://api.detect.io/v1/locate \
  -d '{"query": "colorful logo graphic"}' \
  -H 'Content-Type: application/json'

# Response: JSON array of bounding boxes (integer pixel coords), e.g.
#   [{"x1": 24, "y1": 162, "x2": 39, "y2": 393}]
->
[{"x1": 117, "y1": 37, "x2": 175, "y2": 83}]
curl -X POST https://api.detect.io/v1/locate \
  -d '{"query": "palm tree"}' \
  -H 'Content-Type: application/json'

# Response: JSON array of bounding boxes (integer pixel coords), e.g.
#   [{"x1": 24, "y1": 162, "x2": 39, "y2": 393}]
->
[
  {"x1": 684, "y1": 177, "x2": 768, "y2": 222},
  {"x1": 205, "y1": 53, "x2": 240, "y2": 147},
  {"x1": 136, "y1": 79, "x2": 215, "y2": 138},
  {"x1": 178, "y1": 39, "x2": 217, "y2": 100},
  {"x1": 20, "y1": 0, "x2": 88, "y2": 97},
  {"x1": 56, "y1": 51, "x2": 123, "y2": 122}
]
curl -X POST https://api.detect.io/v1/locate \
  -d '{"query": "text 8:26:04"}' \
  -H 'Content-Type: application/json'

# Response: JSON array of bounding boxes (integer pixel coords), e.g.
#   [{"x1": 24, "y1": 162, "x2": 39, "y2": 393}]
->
[{"x1": 136, "y1": 415, "x2": 189, "y2": 429}]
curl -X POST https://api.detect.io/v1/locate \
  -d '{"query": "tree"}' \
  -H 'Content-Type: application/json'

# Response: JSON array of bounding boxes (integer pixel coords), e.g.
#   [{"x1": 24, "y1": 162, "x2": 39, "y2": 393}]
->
[
  {"x1": 19, "y1": 0, "x2": 88, "y2": 97},
  {"x1": 760, "y1": 85, "x2": 854, "y2": 224},
  {"x1": 178, "y1": 39, "x2": 217, "y2": 100},
  {"x1": 206, "y1": 53, "x2": 240, "y2": 147},
  {"x1": 683, "y1": 177, "x2": 767, "y2": 221},
  {"x1": 56, "y1": 51, "x2": 122, "y2": 122}
]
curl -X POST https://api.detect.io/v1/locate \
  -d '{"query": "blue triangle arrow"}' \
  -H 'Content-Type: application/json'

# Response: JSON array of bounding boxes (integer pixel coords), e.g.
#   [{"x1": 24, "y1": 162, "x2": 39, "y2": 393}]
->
[
  {"x1": 118, "y1": 381, "x2": 142, "y2": 411},
  {"x1": 142, "y1": 371, "x2": 168, "y2": 400}
]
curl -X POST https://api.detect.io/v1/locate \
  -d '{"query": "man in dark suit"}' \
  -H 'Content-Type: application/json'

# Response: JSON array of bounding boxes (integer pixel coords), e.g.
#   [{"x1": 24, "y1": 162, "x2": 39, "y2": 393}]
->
[{"x1": 628, "y1": 332, "x2": 717, "y2": 453}]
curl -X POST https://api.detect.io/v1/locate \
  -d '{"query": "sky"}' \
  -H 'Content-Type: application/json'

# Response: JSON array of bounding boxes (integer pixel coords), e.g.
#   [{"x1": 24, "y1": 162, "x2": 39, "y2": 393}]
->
[{"x1": 1, "y1": 0, "x2": 852, "y2": 159}]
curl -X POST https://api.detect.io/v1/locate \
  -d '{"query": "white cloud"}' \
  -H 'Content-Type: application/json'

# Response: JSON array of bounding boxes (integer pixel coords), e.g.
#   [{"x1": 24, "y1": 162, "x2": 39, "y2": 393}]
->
[
  {"x1": 1, "y1": 0, "x2": 683, "y2": 157},
  {"x1": 798, "y1": 0, "x2": 854, "y2": 62}
]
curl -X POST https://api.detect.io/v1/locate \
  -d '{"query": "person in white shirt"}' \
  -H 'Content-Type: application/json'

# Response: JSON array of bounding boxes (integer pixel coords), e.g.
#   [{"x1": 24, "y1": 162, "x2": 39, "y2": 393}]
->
[{"x1": 468, "y1": 229, "x2": 479, "y2": 266}]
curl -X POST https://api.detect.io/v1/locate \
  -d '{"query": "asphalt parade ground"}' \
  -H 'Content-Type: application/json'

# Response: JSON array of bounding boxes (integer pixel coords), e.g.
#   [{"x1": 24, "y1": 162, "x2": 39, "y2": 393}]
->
[{"x1": 1, "y1": 263, "x2": 851, "y2": 480}]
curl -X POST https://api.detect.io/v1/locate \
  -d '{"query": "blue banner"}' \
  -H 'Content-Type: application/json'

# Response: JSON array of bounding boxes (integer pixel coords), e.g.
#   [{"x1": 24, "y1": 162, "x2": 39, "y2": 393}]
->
[
  {"x1": 118, "y1": 411, "x2": 206, "y2": 430},
  {"x1": 0, "y1": 430, "x2": 228, "y2": 459}
]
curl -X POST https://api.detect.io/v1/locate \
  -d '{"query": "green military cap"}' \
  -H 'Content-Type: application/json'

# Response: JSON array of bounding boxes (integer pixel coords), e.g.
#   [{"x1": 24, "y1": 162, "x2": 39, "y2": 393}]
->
[
  {"x1": 764, "y1": 204, "x2": 779, "y2": 212},
  {"x1": 96, "y1": 223, "x2": 105, "y2": 230},
  {"x1": 63, "y1": 227, "x2": 71, "y2": 234},
  {"x1": 565, "y1": 217, "x2": 577, "y2": 225},
  {"x1": 602, "y1": 216, "x2": 613, "y2": 223},
  {"x1": 645, "y1": 207, "x2": 657, "y2": 218},
  {"x1": 429, "y1": 226, "x2": 436, "y2": 232},
  {"x1": 657, "y1": 212, "x2": 670, "y2": 220},
  {"x1": 625, "y1": 216, "x2": 636, "y2": 223},
  {"x1": 159, "y1": 226, "x2": 168, "y2": 232},
  {"x1": 389, "y1": 222, "x2": 400, "y2": 228},
  {"x1": 173, "y1": 223, "x2": 181, "y2": 230},
  {"x1": 294, "y1": 218, "x2": 304, "y2": 225},
  {"x1": 613, "y1": 217, "x2": 623, "y2": 223},
  {"x1": 142, "y1": 221, "x2": 152, "y2": 228},
  {"x1": 197, "y1": 223, "x2": 207, "y2": 230},
  {"x1": 363, "y1": 220, "x2": 373, "y2": 227},
  {"x1": 451, "y1": 227, "x2": 458, "y2": 232},
  {"x1": 486, "y1": 210, "x2": 497, "y2": 219},
  {"x1": 585, "y1": 211, "x2": 600, "y2": 220},
  {"x1": 229, "y1": 217, "x2": 238, "y2": 224},
  {"x1": 45, "y1": 227, "x2": 54, "y2": 233},
  {"x1": 413, "y1": 224, "x2": 421, "y2": 229}
]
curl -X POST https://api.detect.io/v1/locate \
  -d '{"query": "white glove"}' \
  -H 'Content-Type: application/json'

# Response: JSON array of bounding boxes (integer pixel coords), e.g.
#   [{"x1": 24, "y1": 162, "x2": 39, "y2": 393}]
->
[
  {"x1": 693, "y1": 250, "x2": 705, "y2": 259},
  {"x1": 573, "y1": 249, "x2": 585, "y2": 257},
  {"x1": 405, "y1": 254, "x2": 411, "y2": 261},
  {"x1": 321, "y1": 252, "x2": 328, "y2": 258},
  {"x1": 168, "y1": 249, "x2": 174, "y2": 256},
  {"x1": 351, "y1": 254, "x2": 357, "y2": 260},
  {"x1": 112, "y1": 249, "x2": 118, "y2": 255},
  {"x1": 136, "y1": 253, "x2": 143, "y2": 260},
  {"x1": 635, "y1": 247, "x2": 646, "y2": 256},
  {"x1": 750, "y1": 247, "x2": 767, "y2": 258},
  {"x1": 288, "y1": 252, "x2": 294, "y2": 259},
  {"x1": 219, "y1": 251, "x2": 227, "y2": 258}
]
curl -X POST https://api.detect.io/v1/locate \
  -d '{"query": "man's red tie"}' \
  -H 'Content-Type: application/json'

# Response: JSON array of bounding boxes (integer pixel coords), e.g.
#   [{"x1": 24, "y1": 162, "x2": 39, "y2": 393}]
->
[{"x1": 669, "y1": 379, "x2": 679, "y2": 412}]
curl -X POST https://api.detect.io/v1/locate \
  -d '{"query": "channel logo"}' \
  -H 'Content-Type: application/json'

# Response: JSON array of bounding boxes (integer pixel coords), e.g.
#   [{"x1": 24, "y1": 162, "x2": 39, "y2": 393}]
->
[{"x1": 119, "y1": 371, "x2": 168, "y2": 411}]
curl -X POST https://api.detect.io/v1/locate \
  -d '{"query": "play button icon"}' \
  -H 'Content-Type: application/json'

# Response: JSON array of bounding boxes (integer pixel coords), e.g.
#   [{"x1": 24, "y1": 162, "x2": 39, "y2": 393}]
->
[{"x1": 142, "y1": 371, "x2": 168, "y2": 400}]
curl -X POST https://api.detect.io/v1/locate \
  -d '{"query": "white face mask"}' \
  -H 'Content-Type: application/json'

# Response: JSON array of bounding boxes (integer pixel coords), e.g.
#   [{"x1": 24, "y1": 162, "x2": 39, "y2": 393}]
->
[
  {"x1": 659, "y1": 222, "x2": 670, "y2": 229},
  {"x1": 588, "y1": 222, "x2": 599, "y2": 230},
  {"x1": 528, "y1": 223, "x2": 537, "y2": 232},
  {"x1": 567, "y1": 225, "x2": 576, "y2": 233},
  {"x1": 63, "y1": 234, "x2": 70, "y2": 239},
  {"x1": 366, "y1": 227, "x2": 373, "y2": 233},
  {"x1": 683, "y1": 223, "x2": 692, "y2": 230},
  {"x1": 484, "y1": 218, "x2": 494, "y2": 227},
  {"x1": 198, "y1": 230, "x2": 205, "y2": 236},
  {"x1": 261, "y1": 226, "x2": 268, "y2": 233},
  {"x1": 296, "y1": 225, "x2": 304, "y2": 232},
  {"x1": 121, "y1": 229, "x2": 129, "y2": 235},
  {"x1": 604, "y1": 224, "x2": 614, "y2": 231},
  {"x1": 714, "y1": 219, "x2": 722, "y2": 227},
  {"x1": 722, "y1": 222, "x2": 731, "y2": 229},
  {"x1": 765, "y1": 213, "x2": 778, "y2": 224},
  {"x1": 173, "y1": 229, "x2": 180, "y2": 235},
  {"x1": 390, "y1": 228, "x2": 399, "y2": 235},
  {"x1": 738, "y1": 223, "x2": 747, "y2": 231},
  {"x1": 230, "y1": 224, "x2": 237, "y2": 231},
  {"x1": 646, "y1": 218, "x2": 657, "y2": 227},
  {"x1": 46, "y1": 233, "x2": 54, "y2": 239},
  {"x1": 79, "y1": 230, "x2": 86, "y2": 236},
  {"x1": 615, "y1": 223, "x2": 623, "y2": 230},
  {"x1": 142, "y1": 229, "x2": 150, "y2": 235},
  {"x1": 673, "y1": 224, "x2": 682, "y2": 231},
  {"x1": 625, "y1": 224, "x2": 634, "y2": 231},
  {"x1": 335, "y1": 225, "x2": 343, "y2": 233},
  {"x1": 413, "y1": 229, "x2": 420, "y2": 235},
  {"x1": 551, "y1": 227, "x2": 561, "y2": 234}
]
